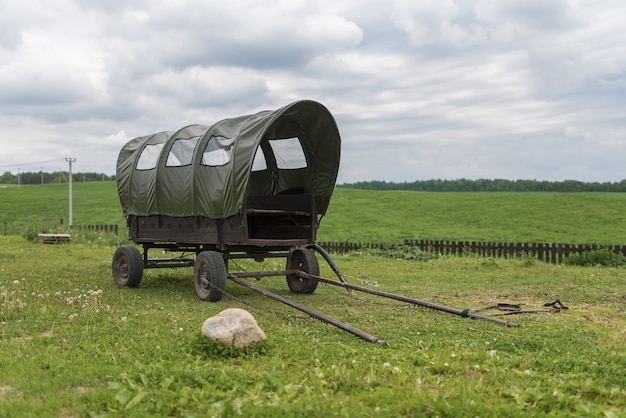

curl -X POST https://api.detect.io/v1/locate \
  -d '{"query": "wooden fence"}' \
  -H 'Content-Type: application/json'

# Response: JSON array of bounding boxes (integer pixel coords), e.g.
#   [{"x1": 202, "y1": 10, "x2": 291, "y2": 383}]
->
[
  {"x1": 317, "y1": 240, "x2": 626, "y2": 264},
  {"x1": 71, "y1": 224, "x2": 119, "y2": 235}
]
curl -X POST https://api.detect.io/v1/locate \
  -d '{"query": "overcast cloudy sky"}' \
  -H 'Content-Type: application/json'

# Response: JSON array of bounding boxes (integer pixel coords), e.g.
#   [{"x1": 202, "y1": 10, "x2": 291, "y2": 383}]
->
[{"x1": 1, "y1": 0, "x2": 625, "y2": 183}]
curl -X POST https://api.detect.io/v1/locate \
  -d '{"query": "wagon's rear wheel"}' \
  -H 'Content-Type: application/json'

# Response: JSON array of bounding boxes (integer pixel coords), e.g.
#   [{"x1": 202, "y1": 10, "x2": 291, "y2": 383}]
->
[
  {"x1": 286, "y1": 248, "x2": 319, "y2": 294},
  {"x1": 194, "y1": 251, "x2": 227, "y2": 302},
  {"x1": 112, "y1": 245, "x2": 144, "y2": 287}
]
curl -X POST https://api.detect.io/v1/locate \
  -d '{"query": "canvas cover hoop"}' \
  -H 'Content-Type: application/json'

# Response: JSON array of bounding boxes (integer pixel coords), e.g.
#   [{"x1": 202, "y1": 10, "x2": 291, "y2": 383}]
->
[{"x1": 116, "y1": 100, "x2": 341, "y2": 220}]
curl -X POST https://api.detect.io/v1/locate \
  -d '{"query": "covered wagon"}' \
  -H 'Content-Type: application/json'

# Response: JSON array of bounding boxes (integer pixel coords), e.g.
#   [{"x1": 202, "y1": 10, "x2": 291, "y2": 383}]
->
[{"x1": 112, "y1": 100, "x2": 341, "y2": 301}]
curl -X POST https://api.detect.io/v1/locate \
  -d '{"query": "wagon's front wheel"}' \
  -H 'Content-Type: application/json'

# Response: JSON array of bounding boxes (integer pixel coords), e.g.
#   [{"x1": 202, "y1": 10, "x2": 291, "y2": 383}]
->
[
  {"x1": 194, "y1": 251, "x2": 227, "y2": 302},
  {"x1": 112, "y1": 245, "x2": 144, "y2": 287},
  {"x1": 286, "y1": 248, "x2": 319, "y2": 294}
]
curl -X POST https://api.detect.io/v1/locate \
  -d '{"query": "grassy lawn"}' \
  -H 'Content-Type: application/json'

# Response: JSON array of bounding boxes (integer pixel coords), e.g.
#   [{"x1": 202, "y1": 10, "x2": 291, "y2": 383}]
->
[{"x1": 1, "y1": 235, "x2": 625, "y2": 417}]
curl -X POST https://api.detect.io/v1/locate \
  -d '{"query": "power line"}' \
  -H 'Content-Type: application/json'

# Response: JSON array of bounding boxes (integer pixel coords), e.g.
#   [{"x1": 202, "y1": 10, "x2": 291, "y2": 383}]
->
[{"x1": 0, "y1": 159, "x2": 61, "y2": 170}]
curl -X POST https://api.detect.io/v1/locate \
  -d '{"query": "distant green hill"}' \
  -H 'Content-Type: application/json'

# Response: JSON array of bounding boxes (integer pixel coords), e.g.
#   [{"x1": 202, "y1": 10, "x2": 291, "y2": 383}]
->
[
  {"x1": 0, "y1": 182, "x2": 124, "y2": 236},
  {"x1": 2, "y1": 183, "x2": 625, "y2": 244},
  {"x1": 339, "y1": 178, "x2": 626, "y2": 192}
]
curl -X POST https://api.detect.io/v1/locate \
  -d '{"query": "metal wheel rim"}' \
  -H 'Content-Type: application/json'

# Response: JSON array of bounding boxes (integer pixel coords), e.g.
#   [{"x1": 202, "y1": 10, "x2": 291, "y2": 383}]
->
[
  {"x1": 287, "y1": 256, "x2": 308, "y2": 290},
  {"x1": 115, "y1": 254, "x2": 130, "y2": 281},
  {"x1": 291, "y1": 259, "x2": 305, "y2": 282},
  {"x1": 196, "y1": 263, "x2": 211, "y2": 296}
]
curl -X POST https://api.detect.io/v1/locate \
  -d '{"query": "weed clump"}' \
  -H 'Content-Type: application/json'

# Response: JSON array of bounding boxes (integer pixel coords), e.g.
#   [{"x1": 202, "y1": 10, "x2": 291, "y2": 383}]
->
[
  {"x1": 23, "y1": 226, "x2": 41, "y2": 243},
  {"x1": 564, "y1": 248, "x2": 626, "y2": 267},
  {"x1": 363, "y1": 245, "x2": 433, "y2": 261}
]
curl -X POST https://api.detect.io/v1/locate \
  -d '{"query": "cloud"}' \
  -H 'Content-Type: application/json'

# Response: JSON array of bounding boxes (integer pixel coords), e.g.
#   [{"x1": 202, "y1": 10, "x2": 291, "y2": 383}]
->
[
  {"x1": 92, "y1": 1, "x2": 363, "y2": 70},
  {"x1": 0, "y1": 0, "x2": 625, "y2": 183}
]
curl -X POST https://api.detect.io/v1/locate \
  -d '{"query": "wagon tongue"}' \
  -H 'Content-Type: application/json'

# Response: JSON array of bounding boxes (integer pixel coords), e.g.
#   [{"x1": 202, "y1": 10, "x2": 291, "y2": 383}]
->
[
  {"x1": 228, "y1": 268, "x2": 517, "y2": 345},
  {"x1": 296, "y1": 271, "x2": 519, "y2": 328},
  {"x1": 228, "y1": 274, "x2": 387, "y2": 345}
]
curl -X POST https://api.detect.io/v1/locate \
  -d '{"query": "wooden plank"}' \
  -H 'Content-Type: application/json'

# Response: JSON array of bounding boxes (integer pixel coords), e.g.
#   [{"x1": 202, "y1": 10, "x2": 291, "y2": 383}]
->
[{"x1": 38, "y1": 233, "x2": 72, "y2": 244}]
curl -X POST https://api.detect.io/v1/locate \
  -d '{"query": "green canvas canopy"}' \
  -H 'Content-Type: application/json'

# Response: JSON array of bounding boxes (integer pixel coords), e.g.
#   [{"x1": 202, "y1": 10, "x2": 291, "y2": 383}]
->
[{"x1": 116, "y1": 100, "x2": 341, "y2": 220}]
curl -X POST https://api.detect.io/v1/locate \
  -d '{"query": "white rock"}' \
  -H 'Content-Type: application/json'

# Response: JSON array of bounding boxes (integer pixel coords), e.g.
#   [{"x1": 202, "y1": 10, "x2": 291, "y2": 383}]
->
[{"x1": 202, "y1": 308, "x2": 266, "y2": 350}]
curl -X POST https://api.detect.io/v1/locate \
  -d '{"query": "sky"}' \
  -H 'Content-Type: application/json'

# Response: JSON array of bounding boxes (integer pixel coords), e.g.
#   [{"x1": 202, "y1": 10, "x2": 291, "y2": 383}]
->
[{"x1": 1, "y1": 0, "x2": 625, "y2": 184}]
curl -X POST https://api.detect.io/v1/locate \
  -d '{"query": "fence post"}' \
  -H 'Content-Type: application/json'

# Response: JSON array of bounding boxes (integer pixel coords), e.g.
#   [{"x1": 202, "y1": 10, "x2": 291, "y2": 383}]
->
[
  {"x1": 552, "y1": 242, "x2": 561, "y2": 264},
  {"x1": 577, "y1": 244, "x2": 586, "y2": 257}
]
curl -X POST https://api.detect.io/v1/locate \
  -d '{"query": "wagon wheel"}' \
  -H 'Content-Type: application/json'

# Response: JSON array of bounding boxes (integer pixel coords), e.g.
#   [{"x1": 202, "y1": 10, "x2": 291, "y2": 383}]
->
[
  {"x1": 286, "y1": 248, "x2": 320, "y2": 294},
  {"x1": 112, "y1": 245, "x2": 144, "y2": 287},
  {"x1": 194, "y1": 251, "x2": 227, "y2": 302}
]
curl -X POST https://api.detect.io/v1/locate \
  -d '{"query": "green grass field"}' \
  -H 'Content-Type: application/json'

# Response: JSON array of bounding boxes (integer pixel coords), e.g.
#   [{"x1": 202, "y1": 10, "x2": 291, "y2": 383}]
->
[
  {"x1": 1, "y1": 236, "x2": 625, "y2": 417},
  {"x1": 0, "y1": 182, "x2": 124, "y2": 237},
  {"x1": 321, "y1": 188, "x2": 626, "y2": 244},
  {"x1": 2, "y1": 182, "x2": 626, "y2": 245},
  {"x1": 1, "y1": 183, "x2": 626, "y2": 416}
]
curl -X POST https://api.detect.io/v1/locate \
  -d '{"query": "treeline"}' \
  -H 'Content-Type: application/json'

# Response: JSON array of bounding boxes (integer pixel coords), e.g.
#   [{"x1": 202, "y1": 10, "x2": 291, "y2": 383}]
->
[
  {"x1": 0, "y1": 171, "x2": 115, "y2": 185},
  {"x1": 338, "y1": 178, "x2": 626, "y2": 192}
]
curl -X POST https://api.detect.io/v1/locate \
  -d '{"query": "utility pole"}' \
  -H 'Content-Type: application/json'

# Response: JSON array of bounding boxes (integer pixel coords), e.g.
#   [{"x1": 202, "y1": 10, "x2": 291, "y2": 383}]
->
[{"x1": 66, "y1": 157, "x2": 76, "y2": 227}]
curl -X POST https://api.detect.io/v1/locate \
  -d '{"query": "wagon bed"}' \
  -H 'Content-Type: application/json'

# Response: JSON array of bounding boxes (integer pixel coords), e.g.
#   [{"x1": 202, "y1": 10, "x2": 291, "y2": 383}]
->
[{"x1": 127, "y1": 193, "x2": 318, "y2": 249}]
